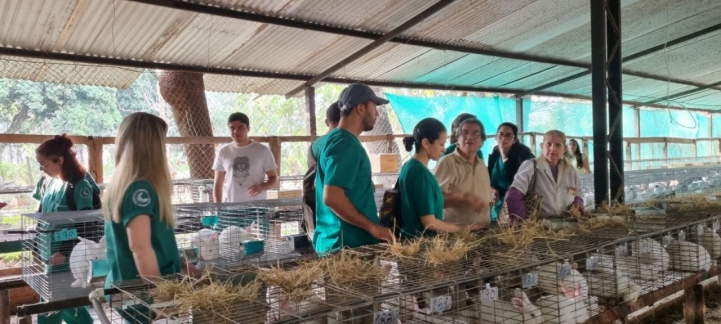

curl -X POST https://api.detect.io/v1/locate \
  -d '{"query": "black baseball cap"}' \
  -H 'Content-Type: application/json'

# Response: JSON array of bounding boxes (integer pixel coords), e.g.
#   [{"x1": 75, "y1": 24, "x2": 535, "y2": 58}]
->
[{"x1": 337, "y1": 83, "x2": 389, "y2": 111}]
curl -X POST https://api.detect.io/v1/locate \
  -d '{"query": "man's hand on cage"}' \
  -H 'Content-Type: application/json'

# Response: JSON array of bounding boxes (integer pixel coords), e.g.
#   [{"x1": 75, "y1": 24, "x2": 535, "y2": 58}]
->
[{"x1": 369, "y1": 224, "x2": 394, "y2": 242}]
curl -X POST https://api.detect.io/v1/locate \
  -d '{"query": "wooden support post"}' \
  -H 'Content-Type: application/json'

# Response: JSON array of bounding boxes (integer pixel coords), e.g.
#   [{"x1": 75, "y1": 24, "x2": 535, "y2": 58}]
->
[
  {"x1": 515, "y1": 96, "x2": 524, "y2": 133},
  {"x1": 663, "y1": 140, "x2": 669, "y2": 163},
  {"x1": 693, "y1": 139, "x2": 698, "y2": 162},
  {"x1": 582, "y1": 139, "x2": 590, "y2": 158},
  {"x1": 530, "y1": 136, "x2": 538, "y2": 156},
  {"x1": 625, "y1": 142, "x2": 632, "y2": 171},
  {"x1": 0, "y1": 289, "x2": 8, "y2": 324},
  {"x1": 269, "y1": 137, "x2": 282, "y2": 182},
  {"x1": 386, "y1": 134, "x2": 394, "y2": 154},
  {"x1": 305, "y1": 86, "x2": 317, "y2": 136},
  {"x1": 684, "y1": 283, "x2": 705, "y2": 324},
  {"x1": 18, "y1": 317, "x2": 31, "y2": 324},
  {"x1": 86, "y1": 137, "x2": 103, "y2": 183}
]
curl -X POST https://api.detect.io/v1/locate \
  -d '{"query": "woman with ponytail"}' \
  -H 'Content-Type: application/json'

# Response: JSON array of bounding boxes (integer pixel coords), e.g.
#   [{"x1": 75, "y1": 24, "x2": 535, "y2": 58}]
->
[
  {"x1": 398, "y1": 118, "x2": 483, "y2": 237},
  {"x1": 33, "y1": 134, "x2": 101, "y2": 324}
]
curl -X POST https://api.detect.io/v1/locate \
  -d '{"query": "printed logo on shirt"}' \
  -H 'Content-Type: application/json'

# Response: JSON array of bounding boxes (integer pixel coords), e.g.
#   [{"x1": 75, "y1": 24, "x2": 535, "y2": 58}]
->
[
  {"x1": 132, "y1": 189, "x2": 151, "y2": 207},
  {"x1": 79, "y1": 188, "x2": 92, "y2": 199},
  {"x1": 233, "y1": 156, "x2": 250, "y2": 186}
]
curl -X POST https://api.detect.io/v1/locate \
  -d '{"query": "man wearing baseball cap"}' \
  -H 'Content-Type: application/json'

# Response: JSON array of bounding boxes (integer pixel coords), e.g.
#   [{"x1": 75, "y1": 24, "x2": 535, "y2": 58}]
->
[{"x1": 313, "y1": 83, "x2": 394, "y2": 254}]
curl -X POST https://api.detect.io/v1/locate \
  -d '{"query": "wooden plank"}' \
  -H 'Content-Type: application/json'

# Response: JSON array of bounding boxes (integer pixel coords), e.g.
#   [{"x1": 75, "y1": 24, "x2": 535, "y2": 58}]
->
[
  {"x1": 269, "y1": 137, "x2": 282, "y2": 180},
  {"x1": 2, "y1": 133, "x2": 715, "y2": 146},
  {"x1": 684, "y1": 283, "x2": 705, "y2": 324},
  {"x1": 385, "y1": 134, "x2": 394, "y2": 153},
  {"x1": 586, "y1": 264, "x2": 720, "y2": 324},
  {"x1": 86, "y1": 137, "x2": 103, "y2": 184},
  {"x1": 0, "y1": 289, "x2": 8, "y2": 324},
  {"x1": 306, "y1": 86, "x2": 316, "y2": 136}
]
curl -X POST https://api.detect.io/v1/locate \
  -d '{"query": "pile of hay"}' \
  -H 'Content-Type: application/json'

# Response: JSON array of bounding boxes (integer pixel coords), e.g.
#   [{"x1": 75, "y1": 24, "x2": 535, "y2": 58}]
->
[
  {"x1": 150, "y1": 268, "x2": 262, "y2": 319},
  {"x1": 322, "y1": 249, "x2": 387, "y2": 286},
  {"x1": 424, "y1": 233, "x2": 475, "y2": 266},
  {"x1": 594, "y1": 201, "x2": 632, "y2": 216},
  {"x1": 387, "y1": 235, "x2": 424, "y2": 259},
  {"x1": 452, "y1": 227, "x2": 487, "y2": 250},
  {"x1": 257, "y1": 261, "x2": 324, "y2": 303},
  {"x1": 670, "y1": 194, "x2": 721, "y2": 211},
  {"x1": 490, "y1": 219, "x2": 573, "y2": 251},
  {"x1": 575, "y1": 216, "x2": 632, "y2": 234}
]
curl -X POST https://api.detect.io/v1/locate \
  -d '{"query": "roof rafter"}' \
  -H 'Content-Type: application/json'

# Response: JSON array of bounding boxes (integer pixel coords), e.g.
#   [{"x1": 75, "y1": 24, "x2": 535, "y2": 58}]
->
[
  {"x1": 1, "y1": 46, "x2": 718, "y2": 113},
  {"x1": 283, "y1": 0, "x2": 458, "y2": 98},
  {"x1": 127, "y1": 0, "x2": 720, "y2": 94},
  {"x1": 518, "y1": 21, "x2": 721, "y2": 96}
]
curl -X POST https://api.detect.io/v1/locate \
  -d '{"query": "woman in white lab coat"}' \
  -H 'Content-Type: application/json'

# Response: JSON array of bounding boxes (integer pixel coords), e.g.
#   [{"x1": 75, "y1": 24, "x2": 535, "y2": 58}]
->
[{"x1": 505, "y1": 130, "x2": 584, "y2": 220}]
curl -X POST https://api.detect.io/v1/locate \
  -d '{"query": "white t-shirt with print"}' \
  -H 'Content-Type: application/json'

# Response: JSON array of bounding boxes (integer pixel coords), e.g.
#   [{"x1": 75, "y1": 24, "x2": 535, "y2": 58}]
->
[{"x1": 212, "y1": 141, "x2": 277, "y2": 202}]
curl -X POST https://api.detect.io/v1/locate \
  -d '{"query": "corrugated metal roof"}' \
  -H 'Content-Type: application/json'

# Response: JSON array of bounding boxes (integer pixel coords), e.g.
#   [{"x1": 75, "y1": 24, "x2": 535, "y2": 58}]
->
[{"x1": 0, "y1": 0, "x2": 719, "y2": 109}]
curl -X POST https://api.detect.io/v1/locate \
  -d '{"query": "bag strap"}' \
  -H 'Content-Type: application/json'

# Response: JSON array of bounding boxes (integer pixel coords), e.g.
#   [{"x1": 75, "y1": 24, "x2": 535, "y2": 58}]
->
[{"x1": 526, "y1": 160, "x2": 538, "y2": 196}]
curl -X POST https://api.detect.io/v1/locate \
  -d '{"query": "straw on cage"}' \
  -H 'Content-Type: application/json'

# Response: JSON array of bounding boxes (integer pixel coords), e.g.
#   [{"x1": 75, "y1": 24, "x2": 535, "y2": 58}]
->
[
  {"x1": 322, "y1": 249, "x2": 387, "y2": 286},
  {"x1": 490, "y1": 219, "x2": 573, "y2": 251},
  {"x1": 568, "y1": 204, "x2": 591, "y2": 220},
  {"x1": 574, "y1": 216, "x2": 632, "y2": 234},
  {"x1": 424, "y1": 233, "x2": 475, "y2": 266},
  {"x1": 387, "y1": 234, "x2": 424, "y2": 259},
  {"x1": 452, "y1": 226, "x2": 487, "y2": 250},
  {"x1": 257, "y1": 261, "x2": 325, "y2": 303},
  {"x1": 150, "y1": 268, "x2": 262, "y2": 319},
  {"x1": 671, "y1": 194, "x2": 721, "y2": 211},
  {"x1": 594, "y1": 200, "x2": 632, "y2": 216}
]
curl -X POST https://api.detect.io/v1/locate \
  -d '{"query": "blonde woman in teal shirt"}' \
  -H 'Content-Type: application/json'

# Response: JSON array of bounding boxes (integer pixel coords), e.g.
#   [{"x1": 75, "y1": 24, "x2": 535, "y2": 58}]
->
[{"x1": 398, "y1": 118, "x2": 483, "y2": 238}]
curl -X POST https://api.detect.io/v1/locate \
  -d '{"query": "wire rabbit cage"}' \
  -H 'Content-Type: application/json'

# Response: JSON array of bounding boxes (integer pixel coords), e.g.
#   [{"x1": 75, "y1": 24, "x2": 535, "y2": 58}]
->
[{"x1": 21, "y1": 209, "x2": 106, "y2": 301}]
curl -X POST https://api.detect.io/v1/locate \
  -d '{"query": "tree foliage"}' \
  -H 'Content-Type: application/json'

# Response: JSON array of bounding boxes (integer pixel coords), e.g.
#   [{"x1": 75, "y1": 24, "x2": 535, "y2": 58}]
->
[{"x1": 0, "y1": 74, "x2": 400, "y2": 186}]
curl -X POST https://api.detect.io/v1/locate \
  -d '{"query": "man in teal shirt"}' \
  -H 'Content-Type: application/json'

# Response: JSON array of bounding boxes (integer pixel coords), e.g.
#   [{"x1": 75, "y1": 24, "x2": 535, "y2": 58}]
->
[
  {"x1": 307, "y1": 102, "x2": 341, "y2": 168},
  {"x1": 314, "y1": 83, "x2": 394, "y2": 254}
]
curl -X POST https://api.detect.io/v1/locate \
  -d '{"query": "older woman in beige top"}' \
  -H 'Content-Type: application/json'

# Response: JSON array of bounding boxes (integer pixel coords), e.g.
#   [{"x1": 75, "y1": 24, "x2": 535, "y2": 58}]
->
[
  {"x1": 434, "y1": 118, "x2": 492, "y2": 227},
  {"x1": 506, "y1": 130, "x2": 585, "y2": 220}
]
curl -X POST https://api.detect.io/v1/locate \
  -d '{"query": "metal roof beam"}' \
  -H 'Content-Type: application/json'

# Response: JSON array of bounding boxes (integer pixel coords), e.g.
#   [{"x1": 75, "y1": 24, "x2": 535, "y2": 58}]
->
[
  {"x1": 519, "y1": 22, "x2": 721, "y2": 96},
  {"x1": 283, "y1": 0, "x2": 458, "y2": 98},
  {"x1": 642, "y1": 79, "x2": 721, "y2": 106},
  {"x1": 1, "y1": 47, "x2": 717, "y2": 113},
  {"x1": 126, "y1": 0, "x2": 589, "y2": 69},
  {"x1": 130, "y1": 0, "x2": 721, "y2": 100}
]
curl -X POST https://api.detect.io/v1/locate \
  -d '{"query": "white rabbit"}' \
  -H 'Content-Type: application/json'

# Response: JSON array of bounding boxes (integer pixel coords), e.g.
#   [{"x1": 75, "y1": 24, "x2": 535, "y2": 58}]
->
[
  {"x1": 190, "y1": 229, "x2": 219, "y2": 261},
  {"x1": 538, "y1": 262, "x2": 588, "y2": 301},
  {"x1": 666, "y1": 239, "x2": 712, "y2": 272},
  {"x1": 479, "y1": 289, "x2": 543, "y2": 324},
  {"x1": 599, "y1": 239, "x2": 670, "y2": 281},
  {"x1": 695, "y1": 227, "x2": 721, "y2": 259},
  {"x1": 267, "y1": 285, "x2": 327, "y2": 324},
  {"x1": 584, "y1": 266, "x2": 641, "y2": 302},
  {"x1": 218, "y1": 222, "x2": 260, "y2": 260},
  {"x1": 70, "y1": 236, "x2": 106, "y2": 288},
  {"x1": 536, "y1": 282, "x2": 589, "y2": 324}
]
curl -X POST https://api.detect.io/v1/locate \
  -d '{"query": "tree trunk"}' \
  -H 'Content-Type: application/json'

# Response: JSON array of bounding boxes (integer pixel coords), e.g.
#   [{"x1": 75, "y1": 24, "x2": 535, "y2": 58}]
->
[
  {"x1": 0, "y1": 103, "x2": 30, "y2": 158},
  {"x1": 158, "y1": 71, "x2": 215, "y2": 179},
  {"x1": 364, "y1": 87, "x2": 400, "y2": 158}
]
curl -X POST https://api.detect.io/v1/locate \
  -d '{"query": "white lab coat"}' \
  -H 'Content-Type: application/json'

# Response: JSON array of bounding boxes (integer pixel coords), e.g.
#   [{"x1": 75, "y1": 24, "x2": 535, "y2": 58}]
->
[{"x1": 510, "y1": 157, "x2": 582, "y2": 218}]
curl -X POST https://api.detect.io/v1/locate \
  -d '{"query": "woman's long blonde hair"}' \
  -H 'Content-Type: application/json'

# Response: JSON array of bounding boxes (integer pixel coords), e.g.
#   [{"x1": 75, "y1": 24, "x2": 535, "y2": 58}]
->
[{"x1": 103, "y1": 112, "x2": 174, "y2": 227}]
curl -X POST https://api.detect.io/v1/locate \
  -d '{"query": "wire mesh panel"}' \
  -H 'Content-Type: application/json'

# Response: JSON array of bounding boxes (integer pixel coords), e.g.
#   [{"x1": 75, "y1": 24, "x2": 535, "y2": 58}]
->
[
  {"x1": 109, "y1": 269, "x2": 267, "y2": 324},
  {"x1": 174, "y1": 198, "x2": 311, "y2": 272},
  {"x1": 21, "y1": 209, "x2": 106, "y2": 301}
]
